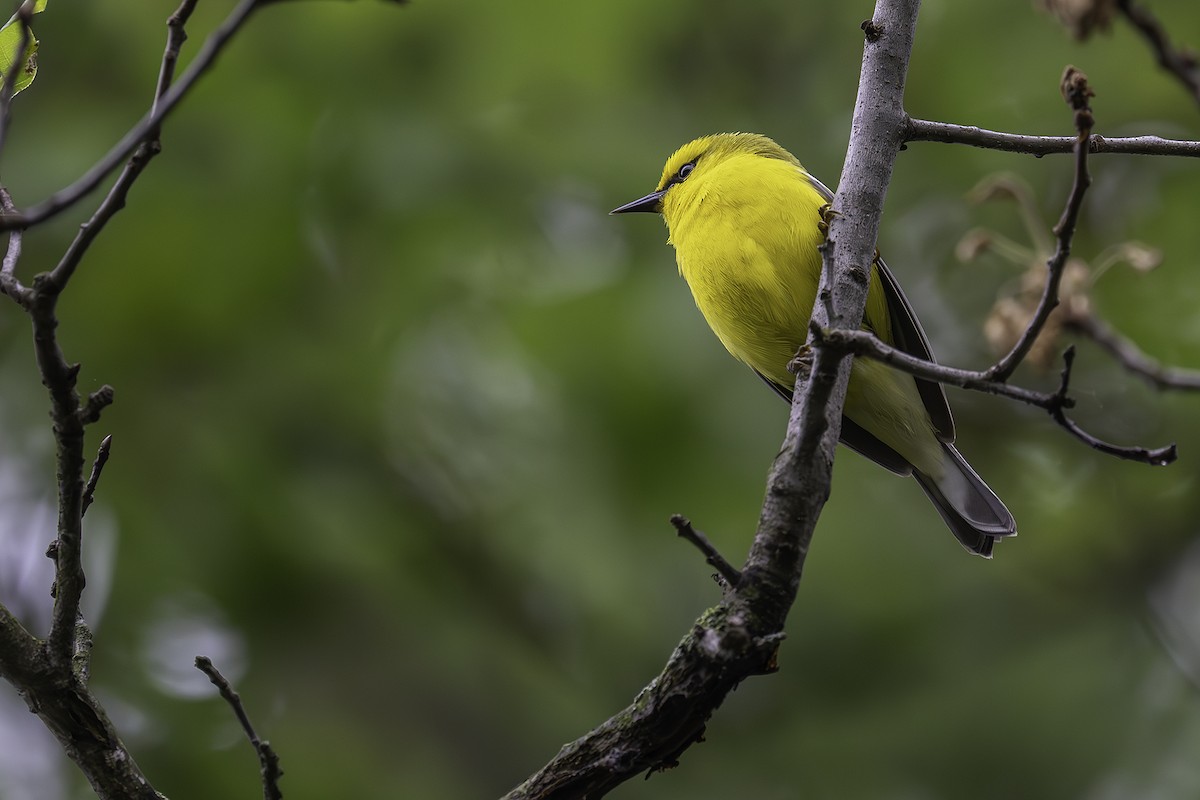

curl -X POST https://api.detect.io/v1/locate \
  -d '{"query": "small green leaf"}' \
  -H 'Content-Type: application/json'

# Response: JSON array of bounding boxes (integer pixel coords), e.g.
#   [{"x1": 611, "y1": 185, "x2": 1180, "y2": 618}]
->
[{"x1": 0, "y1": 0, "x2": 48, "y2": 97}]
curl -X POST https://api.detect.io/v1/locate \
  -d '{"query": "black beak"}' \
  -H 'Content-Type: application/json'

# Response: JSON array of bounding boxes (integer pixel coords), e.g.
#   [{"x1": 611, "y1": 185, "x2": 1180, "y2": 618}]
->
[{"x1": 610, "y1": 189, "x2": 665, "y2": 215}]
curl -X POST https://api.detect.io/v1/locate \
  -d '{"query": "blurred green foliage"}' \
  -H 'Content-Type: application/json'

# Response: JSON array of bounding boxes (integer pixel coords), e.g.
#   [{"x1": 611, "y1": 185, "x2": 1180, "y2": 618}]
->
[{"x1": 2, "y1": 1, "x2": 1200, "y2": 798}]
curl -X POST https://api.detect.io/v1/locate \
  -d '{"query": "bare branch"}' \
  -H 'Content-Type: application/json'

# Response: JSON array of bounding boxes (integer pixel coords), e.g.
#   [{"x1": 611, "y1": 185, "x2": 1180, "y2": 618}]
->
[
  {"x1": 1047, "y1": 346, "x2": 1176, "y2": 464},
  {"x1": 0, "y1": 185, "x2": 27, "y2": 303},
  {"x1": 0, "y1": 598, "x2": 162, "y2": 800},
  {"x1": 81, "y1": 435, "x2": 113, "y2": 518},
  {"x1": 670, "y1": 515, "x2": 742, "y2": 586},
  {"x1": 0, "y1": 0, "x2": 264, "y2": 233},
  {"x1": 988, "y1": 67, "x2": 1094, "y2": 382},
  {"x1": 1067, "y1": 315, "x2": 1200, "y2": 391},
  {"x1": 0, "y1": 2, "x2": 301, "y2": 795},
  {"x1": 1117, "y1": 0, "x2": 1200, "y2": 107},
  {"x1": 505, "y1": 2, "x2": 924, "y2": 796},
  {"x1": 196, "y1": 657, "x2": 283, "y2": 800},
  {"x1": 813, "y1": 326, "x2": 1177, "y2": 466},
  {"x1": 812, "y1": 326, "x2": 1060, "y2": 406},
  {"x1": 0, "y1": 603, "x2": 41, "y2": 686},
  {"x1": 905, "y1": 117, "x2": 1200, "y2": 158},
  {"x1": 49, "y1": 0, "x2": 200, "y2": 289}
]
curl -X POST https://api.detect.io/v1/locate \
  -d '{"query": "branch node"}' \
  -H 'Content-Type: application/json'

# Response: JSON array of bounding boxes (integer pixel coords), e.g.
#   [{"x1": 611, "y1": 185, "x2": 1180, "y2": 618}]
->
[
  {"x1": 79, "y1": 385, "x2": 114, "y2": 425},
  {"x1": 1060, "y1": 65, "x2": 1095, "y2": 109}
]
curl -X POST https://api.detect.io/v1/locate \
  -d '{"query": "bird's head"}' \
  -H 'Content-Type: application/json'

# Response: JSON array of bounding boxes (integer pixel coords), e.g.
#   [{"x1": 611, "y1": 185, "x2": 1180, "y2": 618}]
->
[{"x1": 610, "y1": 133, "x2": 801, "y2": 224}]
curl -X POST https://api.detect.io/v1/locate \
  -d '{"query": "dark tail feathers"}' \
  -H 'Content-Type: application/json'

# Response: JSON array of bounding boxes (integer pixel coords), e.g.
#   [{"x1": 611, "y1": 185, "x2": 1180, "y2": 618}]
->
[{"x1": 913, "y1": 443, "x2": 1016, "y2": 558}]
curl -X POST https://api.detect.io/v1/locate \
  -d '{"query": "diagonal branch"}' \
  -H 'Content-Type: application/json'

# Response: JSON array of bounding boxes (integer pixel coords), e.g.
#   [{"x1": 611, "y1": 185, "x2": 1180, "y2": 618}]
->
[
  {"x1": 81, "y1": 434, "x2": 113, "y2": 518},
  {"x1": 1117, "y1": 0, "x2": 1200, "y2": 107},
  {"x1": 1067, "y1": 315, "x2": 1200, "y2": 391},
  {"x1": 0, "y1": 0, "x2": 264, "y2": 233},
  {"x1": 670, "y1": 515, "x2": 742, "y2": 587},
  {"x1": 503, "y1": 2, "x2": 924, "y2": 796},
  {"x1": 197, "y1": 657, "x2": 283, "y2": 800},
  {"x1": 50, "y1": 0, "x2": 200, "y2": 289}
]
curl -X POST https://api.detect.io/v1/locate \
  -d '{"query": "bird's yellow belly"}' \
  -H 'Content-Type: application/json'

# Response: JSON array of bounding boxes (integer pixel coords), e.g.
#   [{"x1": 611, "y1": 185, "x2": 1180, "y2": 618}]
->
[
  {"x1": 677, "y1": 222, "x2": 818, "y2": 388},
  {"x1": 676, "y1": 228, "x2": 942, "y2": 476}
]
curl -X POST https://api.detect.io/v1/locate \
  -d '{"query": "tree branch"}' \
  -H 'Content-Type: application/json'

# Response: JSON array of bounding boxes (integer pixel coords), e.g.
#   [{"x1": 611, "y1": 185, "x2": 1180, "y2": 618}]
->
[
  {"x1": 81, "y1": 434, "x2": 113, "y2": 518},
  {"x1": 0, "y1": 0, "x2": 264, "y2": 233},
  {"x1": 50, "y1": 0, "x2": 199, "y2": 288},
  {"x1": 0, "y1": 2, "x2": 326, "y2": 798},
  {"x1": 1067, "y1": 315, "x2": 1200, "y2": 391},
  {"x1": 196, "y1": 657, "x2": 283, "y2": 800},
  {"x1": 1047, "y1": 346, "x2": 1176, "y2": 464},
  {"x1": 813, "y1": 326, "x2": 1177, "y2": 466},
  {"x1": 987, "y1": 67, "x2": 1094, "y2": 382},
  {"x1": 1117, "y1": 0, "x2": 1200, "y2": 107},
  {"x1": 904, "y1": 117, "x2": 1200, "y2": 157},
  {"x1": 0, "y1": 185, "x2": 27, "y2": 303},
  {"x1": 670, "y1": 514, "x2": 742, "y2": 586},
  {"x1": 503, "y1": 2, "x2": 924, "y2": 796}
]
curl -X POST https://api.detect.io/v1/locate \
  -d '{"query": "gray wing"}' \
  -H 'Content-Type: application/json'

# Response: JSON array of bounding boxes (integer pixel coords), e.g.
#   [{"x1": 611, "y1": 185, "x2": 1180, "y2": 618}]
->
[{"x1": 875, "y1": 257, "x2": 955, "y2": 442}]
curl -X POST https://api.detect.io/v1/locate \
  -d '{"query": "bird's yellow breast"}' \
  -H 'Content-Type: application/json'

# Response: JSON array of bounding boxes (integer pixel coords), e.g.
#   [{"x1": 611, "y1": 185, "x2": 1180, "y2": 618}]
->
[
  {"x1": 664, "y1": 153, "x2": 872, "y2": 387},
  {"x1": 659, "y1": 150, "x2": 941, "y2": 475}
]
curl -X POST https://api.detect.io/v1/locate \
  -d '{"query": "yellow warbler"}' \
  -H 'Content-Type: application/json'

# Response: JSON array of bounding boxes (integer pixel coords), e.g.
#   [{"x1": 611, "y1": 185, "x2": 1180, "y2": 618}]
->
[{"x1": 612, "y1": 133, "x2": 1015, "y2": 556}]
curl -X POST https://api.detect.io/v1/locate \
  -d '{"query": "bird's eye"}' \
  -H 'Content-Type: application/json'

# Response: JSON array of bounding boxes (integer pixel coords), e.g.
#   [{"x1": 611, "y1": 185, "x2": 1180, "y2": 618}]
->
[{"x1": 677, "y1": 161, "x2": 695, "y2": 180}]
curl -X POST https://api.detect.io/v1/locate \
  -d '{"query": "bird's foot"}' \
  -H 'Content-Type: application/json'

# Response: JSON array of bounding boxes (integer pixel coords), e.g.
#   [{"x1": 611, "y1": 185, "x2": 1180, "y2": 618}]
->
[
  {"x1": 787, "y1": 345, "x2": 814, "y2": 380},
  {"x1": 817, "y1": 203, "x2": 840, "y2": 239}
]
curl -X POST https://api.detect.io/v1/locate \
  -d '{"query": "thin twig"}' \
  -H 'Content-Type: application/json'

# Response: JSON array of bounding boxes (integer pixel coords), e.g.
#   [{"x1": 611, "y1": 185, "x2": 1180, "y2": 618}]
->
[
  {"x1": 811, "y1": 325, "x2": 1060, "y2": 405},
  {"x1": 81, "y1": 435, "x2": 112, "y2": 518},
  {"x1": 0, "y1": 185, "x2": 26, "y2": 303},
  {"x1": 669, "y1": 515, "x2": 742, "y2": 586},
  {"x1": 1117, "y1": 0, "x2": 1200, "y2": 107},
  {"x1": 196, "y1": 656, "x2": 284, "y2": 800},
  {"x1": 0, "y1": 0, "x2": 264, "y2": 233},
  {"x1": 1047, "y1": 346, "x2": 1176, "y2": 464},
  {"x1": 812, "y1": 326, "x2": 1177, "y2": 466},
  {"x1": 50, "y1": 0, "x2": 200, "y2": 289},
  {"x1": 988, "y1": 67, "x2": 1094, "y2": 382},
  {"x1": 905, "y1": 117, "x2": 1200, "y2": 158},
  {"x1": 0, "y1": 0, "x2": 32, "y2": 164},
  {"x1": 1068, "y1": 315, "x2": 1200, "y2": 391}
]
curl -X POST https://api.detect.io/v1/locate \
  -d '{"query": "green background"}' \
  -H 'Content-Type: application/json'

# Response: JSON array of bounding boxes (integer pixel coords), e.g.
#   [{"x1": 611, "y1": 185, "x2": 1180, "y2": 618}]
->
[{"x1": 2, "y1": 1, "x2": 1200, "y2": 798}]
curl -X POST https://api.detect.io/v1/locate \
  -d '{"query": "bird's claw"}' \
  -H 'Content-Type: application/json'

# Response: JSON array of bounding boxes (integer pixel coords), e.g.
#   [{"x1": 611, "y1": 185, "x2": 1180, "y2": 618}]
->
[
  {"x1": 787, "y1": 345, "x2": 814, "y2": 380},
  {"x1": 817, "y1": 203, "x2": 840, "y2": 239}
]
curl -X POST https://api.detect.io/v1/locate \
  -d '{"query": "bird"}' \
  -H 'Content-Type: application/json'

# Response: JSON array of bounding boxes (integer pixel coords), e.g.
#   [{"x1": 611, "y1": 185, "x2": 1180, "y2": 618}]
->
[{"x1": 611, "y1": 132, "x2": 1015, "y2": 556}]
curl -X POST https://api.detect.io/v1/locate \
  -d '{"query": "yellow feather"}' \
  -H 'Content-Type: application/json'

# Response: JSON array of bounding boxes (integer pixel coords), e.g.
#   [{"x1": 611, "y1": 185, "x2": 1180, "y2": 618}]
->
[
  {"x1": 614, "y1": 133, "x2": 1016, "y2": 554},
  {"x1": 656, "y1": 134, "x2": 942, "y2": 476}
]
